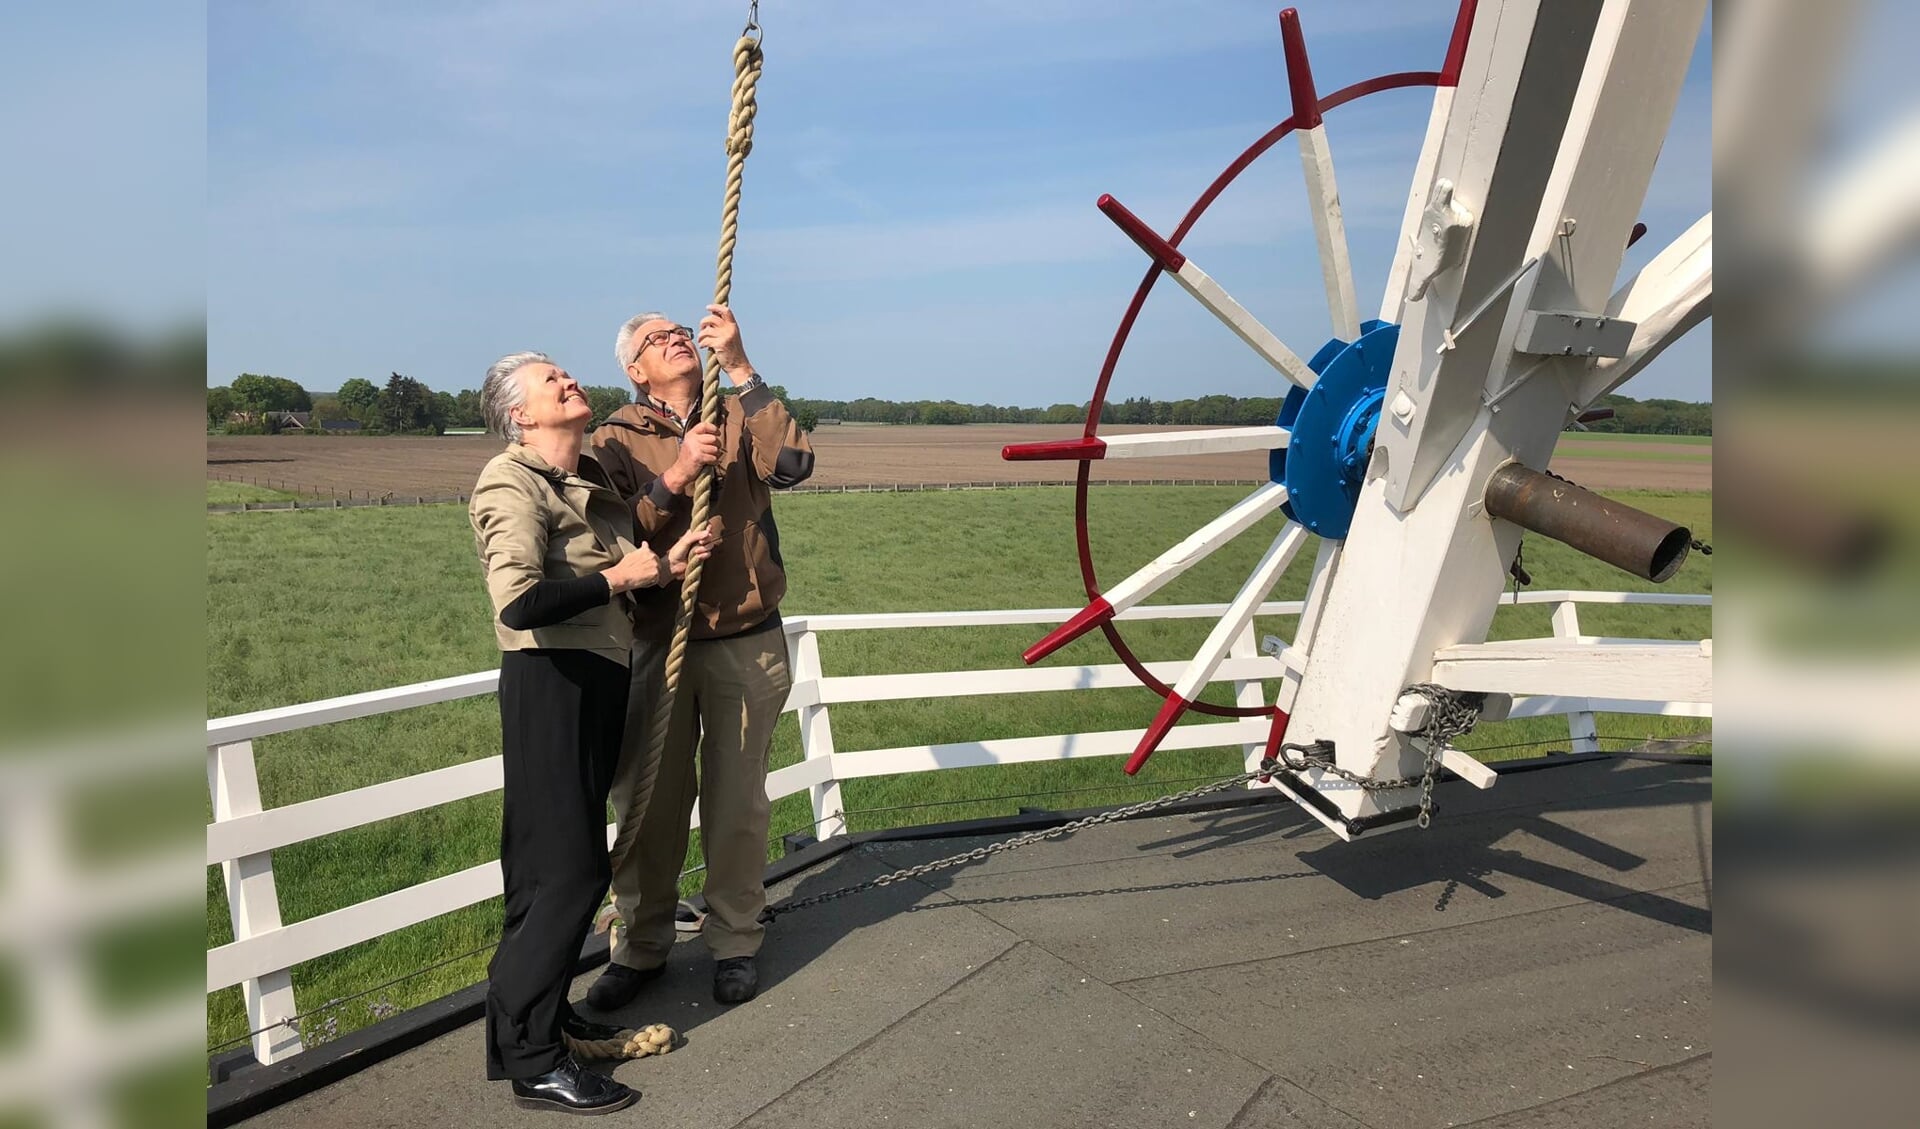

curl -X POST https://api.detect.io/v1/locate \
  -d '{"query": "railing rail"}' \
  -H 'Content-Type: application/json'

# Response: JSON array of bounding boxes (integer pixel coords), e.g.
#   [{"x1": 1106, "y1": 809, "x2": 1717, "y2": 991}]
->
[{"x1": 206, "y1": 591, "x2": 1711, "y2": 1064}]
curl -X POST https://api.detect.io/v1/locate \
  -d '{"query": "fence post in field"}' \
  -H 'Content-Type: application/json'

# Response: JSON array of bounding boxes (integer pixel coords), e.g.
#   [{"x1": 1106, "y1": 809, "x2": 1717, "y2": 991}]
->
[
  {"x1": 1230, "y1": 623, "x2": 1269, "y2": 780},
  {"x1": 1551, "y1": 601, "x2": 1602, "y2": 753},
  {"x1": 208, "y1": 741, "x2": 305, "y2": 1063},
  {"x1": 790, "y1": 627, "x2": 846, "y2": 839}
]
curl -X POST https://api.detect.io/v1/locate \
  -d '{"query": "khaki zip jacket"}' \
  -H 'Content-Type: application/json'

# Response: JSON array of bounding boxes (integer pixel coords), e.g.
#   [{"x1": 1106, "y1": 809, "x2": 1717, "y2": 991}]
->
[
  {"x1": 470, "y1": 443, "x2": 639, "y2": 665},
  {"x1": 590, "y1": 383, "x2": 814, "y2": 641}
]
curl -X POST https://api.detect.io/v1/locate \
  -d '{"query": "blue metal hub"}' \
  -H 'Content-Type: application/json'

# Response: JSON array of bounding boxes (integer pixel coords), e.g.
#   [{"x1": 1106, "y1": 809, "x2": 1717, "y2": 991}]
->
[{"x1": 1268, "y1": 319, "x2": 1398, "y2": 540}]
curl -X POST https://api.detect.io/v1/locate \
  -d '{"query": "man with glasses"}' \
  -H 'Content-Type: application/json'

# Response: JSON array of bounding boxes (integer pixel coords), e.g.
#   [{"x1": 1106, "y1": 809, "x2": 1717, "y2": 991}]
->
[{"x1": 587, "y1": 304, "x2": 814, "y2": 1009}]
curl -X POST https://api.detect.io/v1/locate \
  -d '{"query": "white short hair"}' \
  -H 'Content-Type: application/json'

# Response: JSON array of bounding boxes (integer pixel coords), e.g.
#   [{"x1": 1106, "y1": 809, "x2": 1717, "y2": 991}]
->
[
  {"x1": 481, "y1": 351, "x2": 551, "y2": 444},
  {"x1": 614, "y1": 311, "x2": 674, "y2": 373}
]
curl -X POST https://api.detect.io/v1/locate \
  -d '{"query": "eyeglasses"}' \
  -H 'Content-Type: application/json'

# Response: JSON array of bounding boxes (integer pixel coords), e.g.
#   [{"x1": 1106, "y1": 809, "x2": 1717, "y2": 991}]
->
[{"x1": 639, "y1": 325, "x2": 694, "y2": 354}]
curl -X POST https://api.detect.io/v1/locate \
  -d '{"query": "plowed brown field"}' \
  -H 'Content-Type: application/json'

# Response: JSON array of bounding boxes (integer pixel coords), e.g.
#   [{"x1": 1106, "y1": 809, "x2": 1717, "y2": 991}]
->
[{"x1": 208, "y1": 425, "x2": 1708, "y2": 498}]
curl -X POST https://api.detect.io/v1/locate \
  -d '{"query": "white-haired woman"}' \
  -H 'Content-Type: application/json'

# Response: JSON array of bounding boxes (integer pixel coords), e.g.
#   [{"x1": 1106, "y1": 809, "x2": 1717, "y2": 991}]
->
[{"x1": 469, "y1": 351, "x2": 707, "y2": 1114}]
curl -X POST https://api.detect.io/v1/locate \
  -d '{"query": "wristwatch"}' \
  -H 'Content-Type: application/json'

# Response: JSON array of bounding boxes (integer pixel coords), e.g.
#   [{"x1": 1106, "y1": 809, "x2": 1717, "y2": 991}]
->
[{"x1": 735, "y1": 372, "x2": 765, "y2": 394}]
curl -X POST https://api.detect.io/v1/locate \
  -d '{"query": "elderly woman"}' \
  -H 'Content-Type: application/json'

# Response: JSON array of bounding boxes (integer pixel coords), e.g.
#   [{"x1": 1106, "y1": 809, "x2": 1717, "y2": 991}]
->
[{"x1": 470, "y1": 351, "x2": 707, "y2": 1115}]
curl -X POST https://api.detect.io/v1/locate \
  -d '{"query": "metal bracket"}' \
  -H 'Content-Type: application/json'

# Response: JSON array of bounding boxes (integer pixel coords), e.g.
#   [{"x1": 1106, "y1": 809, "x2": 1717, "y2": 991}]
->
[
  {"x1": 1406, "y1": 178, "x2": 1475, "y2": 302},
  {"x1": 1514, "y1": 310, "x2": 1636, "y2": 358},
  {"x1": 1436, "y1": 257, "x2": 1539, "y2": 355},
  {"x1": 1259, "y1": 635, "x2": 1308, "y2": 676}
]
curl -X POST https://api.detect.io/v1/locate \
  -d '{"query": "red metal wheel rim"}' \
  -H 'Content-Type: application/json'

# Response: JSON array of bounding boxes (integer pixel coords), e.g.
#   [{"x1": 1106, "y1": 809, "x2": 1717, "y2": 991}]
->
[{"x1": 1071, "y1": 63, "x2": 1464, "y2": 716}]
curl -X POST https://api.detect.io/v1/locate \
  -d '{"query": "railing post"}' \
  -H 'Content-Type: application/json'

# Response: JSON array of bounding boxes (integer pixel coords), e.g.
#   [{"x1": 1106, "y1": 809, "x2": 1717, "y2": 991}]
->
[
  {"x1": 5, "y1": 782, "x2": 107, "y2": 1128},
  {"x1": 1551, "y1": 601, "x2": 1601, "y2": 754},
  {"x1": 1229, "y1": 623, "x2": 1269, "y2": 779},
  {"x1": 208, "y1": 741, "x2": 305, "y2": 1063},
  {"x1": 790, "y1": 629, "x2": 846, "y2": 839}
]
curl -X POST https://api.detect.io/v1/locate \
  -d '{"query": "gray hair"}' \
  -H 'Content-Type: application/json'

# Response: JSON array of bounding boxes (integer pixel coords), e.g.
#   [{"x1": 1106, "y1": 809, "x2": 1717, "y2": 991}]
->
[
  {"x1": 480, "y1": 350, "x2": 551, "y2": 444},
  {"x1": 614, "y1": 311, "x2": 674, "y2": 374}
]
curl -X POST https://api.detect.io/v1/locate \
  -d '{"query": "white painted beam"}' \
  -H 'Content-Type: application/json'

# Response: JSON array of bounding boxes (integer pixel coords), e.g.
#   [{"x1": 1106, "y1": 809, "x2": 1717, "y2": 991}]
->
[
  {"x1": 1431, "y1": 638, "x2": 1712, "y2": 703},
  {"x1": 1375, "y1": 0, "x2": 1605, "y2": 510},
  {"x1": 1383, "y1": 87, "x2": 1458, "y2": 321},
  {"x1": 1579, "y1": 212, "x2": 1712, "y2": 406}
]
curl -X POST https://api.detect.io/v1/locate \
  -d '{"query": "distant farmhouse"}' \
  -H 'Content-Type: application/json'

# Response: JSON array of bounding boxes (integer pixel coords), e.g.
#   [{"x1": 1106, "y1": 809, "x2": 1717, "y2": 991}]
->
[{"x1": 225, "y1": 410, "x2": 363, "y2": 433}]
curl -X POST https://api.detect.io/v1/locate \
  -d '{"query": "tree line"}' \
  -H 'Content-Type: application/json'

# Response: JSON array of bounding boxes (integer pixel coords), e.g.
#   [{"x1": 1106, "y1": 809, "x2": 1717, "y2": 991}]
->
[
  {"x1": 210, "y1": 376, "x2": 1709, "y2": 437},
  {"x1": 206, "y1": 375, "x2": 809, "y2": 435}
]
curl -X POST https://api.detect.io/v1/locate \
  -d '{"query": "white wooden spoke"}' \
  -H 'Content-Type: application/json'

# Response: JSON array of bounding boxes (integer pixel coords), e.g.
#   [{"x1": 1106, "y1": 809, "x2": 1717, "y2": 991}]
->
[
  {"x1": 1106, "y1": 482, "x2": 1291, "y2": 609},
  {"x1": 1024, "y1": 483, "x2": 1292, "y2": 664},
  {"x1": 1382, "y1": 86, "x2": 1456, "y2": 321},
  {"x1": 1099, "y1": 426, "x2": 1290, "y2": 458},
  {"x1": 1274, "y1": 535, "x2": 1342, "y2": 713},
  {"x1": 1171, "y1": 521, "x2": 1312, "y2": 700},
  {"x1": 1097, "y1": 193, "x2": 1319, "y2": 390},
  {"x1": 1298, "y1": 124, "x2": 1363, "y2": 341},
  {"x1": 1579, "y1": 212, "x2": 1712, "y2": 406},
  {"x1": 1170, "y1": 258, "x2": 1319, "y2": 390}
]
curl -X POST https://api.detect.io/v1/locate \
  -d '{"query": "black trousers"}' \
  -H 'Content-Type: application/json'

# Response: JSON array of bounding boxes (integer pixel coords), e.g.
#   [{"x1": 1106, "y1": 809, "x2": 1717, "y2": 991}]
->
[{"x1": 485, "y1": 648, "x2": 628, "y2": 1080}]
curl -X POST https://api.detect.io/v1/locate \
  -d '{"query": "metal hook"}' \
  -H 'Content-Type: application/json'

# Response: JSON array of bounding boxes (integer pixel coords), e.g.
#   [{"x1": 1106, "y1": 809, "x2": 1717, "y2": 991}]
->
[{"x1": 743, "y1": 0, "x2": 761, "y2": 37}]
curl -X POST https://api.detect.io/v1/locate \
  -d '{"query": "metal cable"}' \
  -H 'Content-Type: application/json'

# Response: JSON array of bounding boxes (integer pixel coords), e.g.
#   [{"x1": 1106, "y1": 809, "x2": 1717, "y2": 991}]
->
[{"x1": 206, "y1": 940, "x2": 497, "y2": 1056}]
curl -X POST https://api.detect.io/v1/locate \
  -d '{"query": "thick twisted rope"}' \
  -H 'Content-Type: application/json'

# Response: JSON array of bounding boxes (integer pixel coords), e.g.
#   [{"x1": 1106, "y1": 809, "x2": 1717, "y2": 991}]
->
[
  {"x1": 565, "y1": 1023, "x2": 679, "y2": 1061},
  {"x1": 664, "y1": 32, "x2": 761, "y2": 693},
  {"x1": 603, "y1": 29, "x2": 761, "y2": 956}
]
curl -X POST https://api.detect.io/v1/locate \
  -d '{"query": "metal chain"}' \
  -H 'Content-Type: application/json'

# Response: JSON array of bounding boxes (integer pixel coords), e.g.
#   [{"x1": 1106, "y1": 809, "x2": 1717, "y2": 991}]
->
[
  {"x1": 1266, "y1": 683, "x2": 1482, "y2": 829},
  {"x1": 765, "y1": 770, "x2": 1261, "y2": 918},
  {"x1": 776, "y1": 688, "x2": 1486, "y2": 921}
]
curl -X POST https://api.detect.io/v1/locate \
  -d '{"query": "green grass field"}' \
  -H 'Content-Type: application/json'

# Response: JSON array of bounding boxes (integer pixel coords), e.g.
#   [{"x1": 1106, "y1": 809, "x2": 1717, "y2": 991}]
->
[{"x1": 205, "y1": 485, "x2": 1711, "y2": 1053}]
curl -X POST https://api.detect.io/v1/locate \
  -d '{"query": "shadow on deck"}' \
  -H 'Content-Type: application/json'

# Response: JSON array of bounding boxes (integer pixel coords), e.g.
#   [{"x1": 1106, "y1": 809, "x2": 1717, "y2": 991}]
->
[{"x1": 219, "y1": 756, "x2": 1711, "y2": 1128}]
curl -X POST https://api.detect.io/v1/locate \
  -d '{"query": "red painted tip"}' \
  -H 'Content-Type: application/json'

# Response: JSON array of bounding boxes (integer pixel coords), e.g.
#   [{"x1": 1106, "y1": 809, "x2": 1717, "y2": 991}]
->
[
  {"x1": 1097, "y1": 194, "x2": 1186, "y2": 272},
  {"x1": 1278, "y1": 9, "x2": 1323, "y2": 129},
  {"x1": 1576, "y1": 407, "x2": 1615, "y2": 424},
  {"x1": 1023, "y1": 598, "x2": 1116, "y2": 665},
  {"x1": 1628, "y1": 221, "x2": 1649, "y2": 248},
  {"x1": 1002, "y1": 436, "x2": 1108, "y2": 462},
  {"x1": 1257, "y1": 708, "x2": 1292, "y2": 781},
  {"x1": 1124, "y1": 694, "x2": 1190, "y2": 775},
  {"x1": 1440, "y1": 0, "x2": 1479, "y2": 86}
]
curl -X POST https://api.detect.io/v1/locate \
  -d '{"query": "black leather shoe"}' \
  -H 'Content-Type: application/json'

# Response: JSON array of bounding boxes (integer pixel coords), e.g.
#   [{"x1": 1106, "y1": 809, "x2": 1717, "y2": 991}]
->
[
  {"x1": 561, "y1": 1013, "x2": 629, "y2": 1044},
  {"x1": 713, "y1": 956, "x2": 758, "y2": 1004},
  {"x1": 583, "y1": 961, "x2": 665, "y2": 1011},
  {"x1": 509, "y1": 1055, "x2": 637, "y2": 1115}
]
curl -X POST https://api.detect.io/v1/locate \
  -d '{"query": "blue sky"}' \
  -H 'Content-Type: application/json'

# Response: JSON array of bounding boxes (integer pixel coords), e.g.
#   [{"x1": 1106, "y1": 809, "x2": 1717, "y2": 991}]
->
[{"x1": 207, "y1": 1, "x2": 1713, "y2": 404}]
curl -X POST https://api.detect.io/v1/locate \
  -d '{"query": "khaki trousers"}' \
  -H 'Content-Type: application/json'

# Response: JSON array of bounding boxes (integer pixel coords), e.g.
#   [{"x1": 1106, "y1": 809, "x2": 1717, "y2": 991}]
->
[{"x1": 606, "y1": 626, "x2": 790, "y2": 968}]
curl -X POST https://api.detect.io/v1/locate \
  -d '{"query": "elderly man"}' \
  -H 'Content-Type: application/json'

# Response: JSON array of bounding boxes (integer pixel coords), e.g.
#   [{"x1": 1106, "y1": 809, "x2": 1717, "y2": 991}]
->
[{"x1": 587, "y1": 304, "x2": 814, "y2": 1008}]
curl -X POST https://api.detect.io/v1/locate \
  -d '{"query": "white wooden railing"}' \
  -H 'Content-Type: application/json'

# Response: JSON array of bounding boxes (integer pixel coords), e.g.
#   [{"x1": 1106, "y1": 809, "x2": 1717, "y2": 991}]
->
[{"x1": 206, "y1": 591, "x2": 1711, "y2": 1065}]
